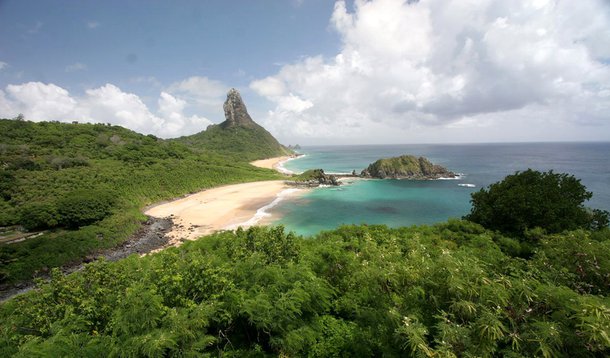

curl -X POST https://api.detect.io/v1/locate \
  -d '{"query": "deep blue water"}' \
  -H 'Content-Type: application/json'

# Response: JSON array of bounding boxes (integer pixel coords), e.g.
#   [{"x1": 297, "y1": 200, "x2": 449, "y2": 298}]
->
[{"x1": 270, "y1": 143, "x2": 610, "y2": 236}]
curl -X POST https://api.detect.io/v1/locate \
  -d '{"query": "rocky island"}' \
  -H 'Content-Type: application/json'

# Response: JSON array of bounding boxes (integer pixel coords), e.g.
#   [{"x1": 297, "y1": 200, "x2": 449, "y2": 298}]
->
[
  {"x1": 361, "y1": 155, "x2": 457, "y2": 179},
  {"x1": 286, "y1": 169, "x2": 340, "y2": 187}
]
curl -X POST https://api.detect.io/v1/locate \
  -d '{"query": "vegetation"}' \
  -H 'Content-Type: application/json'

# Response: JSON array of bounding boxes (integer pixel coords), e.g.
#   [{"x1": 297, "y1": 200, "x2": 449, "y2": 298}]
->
[
  {"x1": 0, "y1": 119, "x2": 281, "y2": 284},
  {"x1": 361, "y1": 154, "x2": 455, "y2": 179},
  {"x1": 465, "y1": 169, "x2": 610, "y2": 237},
  {"x1": 2, "y1": 117, "x2": 610, "y2": 356},
  {"x1": 176, "y1": 123, "x2": 292, "y2": 162},
  {"x1": 1, "y1": 223, "x2": 609, "y2": 356}
]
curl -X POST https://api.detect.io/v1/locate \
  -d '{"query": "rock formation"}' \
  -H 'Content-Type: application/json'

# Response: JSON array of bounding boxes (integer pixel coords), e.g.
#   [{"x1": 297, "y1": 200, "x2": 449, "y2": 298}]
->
[
  {"x1": 178, "y1": 88, "x2": 292, "y2": 161},
  {"x1": 361, "y1": 155, "x2": 457, "y2": 179},
  {"x1": 220, "y1": 88, "x2": 257, "y2": 129},
  {"x1": 287, "y1": 169, "x2": 340, "y2": 187}
]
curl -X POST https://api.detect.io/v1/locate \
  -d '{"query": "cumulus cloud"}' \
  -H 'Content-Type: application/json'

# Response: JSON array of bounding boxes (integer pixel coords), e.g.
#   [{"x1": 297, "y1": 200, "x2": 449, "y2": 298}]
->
[
  {"x1": 0, "y1": 61, "x2": 7, "y2": 71},
  {"x1": 250, "y1": 0, "x2": 610, "y2": 143},
  {"x1": 166, "y1": 76, "x2": 226, "y2": 109},
  {"x1": 0, "y1": 82, "x2": 213, "y2": 138}
]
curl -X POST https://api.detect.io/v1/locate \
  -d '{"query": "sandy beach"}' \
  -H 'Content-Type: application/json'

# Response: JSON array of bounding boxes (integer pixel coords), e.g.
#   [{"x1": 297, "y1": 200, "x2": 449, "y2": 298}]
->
[
  {"x1": 250, "y1": 156, "x2": 294, "y2": 174},
  {"x1": 145, "y1": 179, "x2": 298, "y2": 245}
]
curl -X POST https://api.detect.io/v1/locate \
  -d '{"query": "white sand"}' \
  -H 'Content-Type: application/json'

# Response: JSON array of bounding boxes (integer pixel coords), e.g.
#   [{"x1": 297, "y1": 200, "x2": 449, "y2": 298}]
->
[
  {"x1": 145, "y1": 180, "x2": 293, "y2": 246},
  {"x1": 250, "y1": 156, "x2": 293, "y2": 173}
]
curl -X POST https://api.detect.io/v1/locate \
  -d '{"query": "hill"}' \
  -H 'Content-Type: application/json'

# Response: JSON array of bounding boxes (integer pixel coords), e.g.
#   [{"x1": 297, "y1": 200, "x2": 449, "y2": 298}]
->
[
  {"x1": 176, "y1": 88, "x2": 292, "y2": 161},
  {"x1": 0, "y1": 118, "x2": 281, "y2": 285}
]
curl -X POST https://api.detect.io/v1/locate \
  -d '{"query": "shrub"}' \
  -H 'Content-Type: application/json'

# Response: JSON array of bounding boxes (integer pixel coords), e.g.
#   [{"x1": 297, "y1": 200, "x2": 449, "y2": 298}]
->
[
  {"x1": 18, "y1": 201, "x2": 60, "y2": 231},
  {"x1": 57, "y1": 189, "x2": 116, "y2": 228},
  {"x1": 465, "y1": 169, "x2": 609, "y2": 238}
]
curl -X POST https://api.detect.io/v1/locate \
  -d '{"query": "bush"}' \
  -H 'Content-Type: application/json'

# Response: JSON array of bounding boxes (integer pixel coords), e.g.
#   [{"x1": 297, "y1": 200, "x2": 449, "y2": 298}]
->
[
  {"x1": 18, "y1": 202, "x2": 60, "y2": 231},
  {"x1": 465, "y1": 169, "x2": 609, "y2": 238},
  {"x1": 57, "y1": 190, "x2": 116, "y2": 228}
]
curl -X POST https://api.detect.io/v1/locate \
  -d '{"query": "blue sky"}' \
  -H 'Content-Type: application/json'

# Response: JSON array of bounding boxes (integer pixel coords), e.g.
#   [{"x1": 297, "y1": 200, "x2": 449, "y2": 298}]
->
[{"x1": 1, "y1": 0, "x2": 609, "y2": 144}]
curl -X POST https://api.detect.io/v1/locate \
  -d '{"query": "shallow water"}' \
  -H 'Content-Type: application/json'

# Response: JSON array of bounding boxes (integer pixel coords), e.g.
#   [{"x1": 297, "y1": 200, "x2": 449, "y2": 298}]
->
[{"x1": 271, "y1": 142, "x2": 610, "y2": 236}]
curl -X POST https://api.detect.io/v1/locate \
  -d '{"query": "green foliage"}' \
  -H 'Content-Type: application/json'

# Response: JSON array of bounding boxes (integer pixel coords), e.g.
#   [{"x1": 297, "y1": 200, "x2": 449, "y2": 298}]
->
[
  {"x1": 0, "y1": 170, "x2": 16, "y2": 200},
  {"x1": 465, "y1": 169, "x2": 609, "y2": 237},
  {"x1": 18, "y1": 201, "x2": 59, "y2": 231},
  {"x1": 362, "y1": 154, "x2": 453, "y2": 179},
  {"x1": 1, "y1": 224, "x2": 608, "y2": 356},
  {"x1": 176, "y1": 123, "x2": 291, "y2": 162},
  {"x1": 0, "y1": 119, "x2": 282, "y2": 284},
  {"x1": 56, "y1": 190, "x2": 115, "y2": 228}
]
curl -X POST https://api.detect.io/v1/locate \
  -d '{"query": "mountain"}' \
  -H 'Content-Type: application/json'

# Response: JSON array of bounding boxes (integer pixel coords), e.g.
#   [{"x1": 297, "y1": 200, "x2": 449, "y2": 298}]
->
[
  {"x1": 177, "y1": 88, "x2": 292, "y2": 161},
  {"x1": 361, "y1": 155, "x2": 457, "y2": 179}
]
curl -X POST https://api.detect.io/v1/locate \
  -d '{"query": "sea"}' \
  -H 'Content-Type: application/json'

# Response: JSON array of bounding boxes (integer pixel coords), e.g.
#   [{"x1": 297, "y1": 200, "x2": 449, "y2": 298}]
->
[{"x1": 266, "y1": 142, "x2": 610, "y2": 236}]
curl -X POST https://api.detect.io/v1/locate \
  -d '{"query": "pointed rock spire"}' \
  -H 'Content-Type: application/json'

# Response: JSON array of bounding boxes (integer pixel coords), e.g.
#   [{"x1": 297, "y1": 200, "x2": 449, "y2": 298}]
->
[{"x1": 221, "y1": 88, "x2": 256, "y2": 128}]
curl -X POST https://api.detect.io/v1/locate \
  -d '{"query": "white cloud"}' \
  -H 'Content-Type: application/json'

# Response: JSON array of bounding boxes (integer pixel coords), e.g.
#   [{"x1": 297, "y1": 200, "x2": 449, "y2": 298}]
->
[
  {"x1": 0, "y1": 82, "x2": 213, "y2": 138},
  {"x1": 87, "y1": 21, "x2": 100, "y2": 29},
  {"x1": 65, "y1": 62, "x2": 87, "y2": 72},
  {"x1": 250, "y1": 0, "x2": 610, "y2": 143},
  {"x1": 166, "y1": 76, "x2": 226, "y2": 109},
  {"x1": 0, "y1": 61, "x2": 7, "y2": 70}
]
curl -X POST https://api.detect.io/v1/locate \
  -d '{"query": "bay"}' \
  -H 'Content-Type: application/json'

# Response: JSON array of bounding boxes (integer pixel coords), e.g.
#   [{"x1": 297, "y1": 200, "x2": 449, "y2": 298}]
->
[{"x1": 271, "y1": 142, "x2": 610, "y2": 236}]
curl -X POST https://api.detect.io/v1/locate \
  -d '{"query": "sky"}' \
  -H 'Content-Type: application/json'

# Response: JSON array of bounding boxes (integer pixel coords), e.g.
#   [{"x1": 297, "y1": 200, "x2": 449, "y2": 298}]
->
[{"x1": 1, "y1": 0, "x2": 609, "y2": 145}]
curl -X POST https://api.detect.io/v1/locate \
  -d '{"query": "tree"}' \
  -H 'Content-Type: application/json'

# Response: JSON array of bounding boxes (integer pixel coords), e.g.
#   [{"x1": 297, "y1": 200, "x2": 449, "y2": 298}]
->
[
  {"x1": 57, "y1": 189, "x2": 116, "y2": 228},
  {"x1": 18, "y1": 202, "x2": 60, "y2": 231},
  {"x1": 465, "y1": 169, "x2": 609, "y2": 237}
]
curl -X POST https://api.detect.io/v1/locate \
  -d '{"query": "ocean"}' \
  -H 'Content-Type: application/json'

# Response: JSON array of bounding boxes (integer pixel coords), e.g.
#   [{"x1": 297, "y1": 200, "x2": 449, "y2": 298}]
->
[{"x1": 268, "y1": 143, "x2": 610, "y2": 236}]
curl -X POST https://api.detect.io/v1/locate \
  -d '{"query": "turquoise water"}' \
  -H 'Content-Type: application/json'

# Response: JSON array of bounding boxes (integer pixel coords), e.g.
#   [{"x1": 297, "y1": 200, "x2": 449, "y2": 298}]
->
[{"x1": 271, "y1": 143, "x2": 610, "y2": 236}]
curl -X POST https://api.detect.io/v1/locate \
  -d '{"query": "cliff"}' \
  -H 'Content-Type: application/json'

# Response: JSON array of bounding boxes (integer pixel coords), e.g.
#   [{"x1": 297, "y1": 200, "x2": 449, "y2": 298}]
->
[{"x1": 361, "y1": 155, "x2": 456, "y2": 179}]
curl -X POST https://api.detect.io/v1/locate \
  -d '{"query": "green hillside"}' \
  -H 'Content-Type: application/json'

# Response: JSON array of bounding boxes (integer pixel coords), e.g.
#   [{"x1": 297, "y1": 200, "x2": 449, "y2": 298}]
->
[
  {"x1": 176, "y1": 123, "x2": 291, "y2": 162},
  {"x1": 175, "y1": 88, "x2": 291, "y2": 161},
  {"x1": 0, "y1": 119, "x2": 281, "y2": 284}
]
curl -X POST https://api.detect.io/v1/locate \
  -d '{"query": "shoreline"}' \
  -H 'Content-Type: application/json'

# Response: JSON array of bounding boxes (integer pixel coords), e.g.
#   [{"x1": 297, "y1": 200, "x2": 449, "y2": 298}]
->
[
  {"x1": 250, "y1": 155, "x2": 302, "y2": 174},
  {"x1": 142, "y1": 154, "x2": 308, "y2": 248},
  {"x1": 145, "y1": 180, "x2": 299, "y2": 246}
]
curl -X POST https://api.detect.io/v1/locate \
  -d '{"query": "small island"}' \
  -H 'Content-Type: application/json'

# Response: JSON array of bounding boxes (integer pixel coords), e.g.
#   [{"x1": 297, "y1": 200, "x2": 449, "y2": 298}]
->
[
  {"x1": 286, "y1": 169, "x2": 340, "y2": 187},
  {"x1": 361, "y1": 155, "x2": 457, "y2": 180}
]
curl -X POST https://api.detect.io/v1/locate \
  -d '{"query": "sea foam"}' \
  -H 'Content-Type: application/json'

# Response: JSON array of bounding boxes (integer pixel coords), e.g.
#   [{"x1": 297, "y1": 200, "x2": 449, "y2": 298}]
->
[{"x1": 224, "y1": 188, "x2": 303, "y2": 230}]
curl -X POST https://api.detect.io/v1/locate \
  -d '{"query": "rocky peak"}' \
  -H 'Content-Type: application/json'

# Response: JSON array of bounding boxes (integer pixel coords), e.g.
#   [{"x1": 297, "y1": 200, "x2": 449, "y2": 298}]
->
[{"x1": 221, "y1": 88, "x2": 256, "y2": 129}]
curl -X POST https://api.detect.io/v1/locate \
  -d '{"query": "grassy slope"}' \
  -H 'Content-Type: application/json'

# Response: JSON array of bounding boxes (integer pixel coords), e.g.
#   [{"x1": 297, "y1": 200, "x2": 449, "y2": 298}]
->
[
  {"x1": 175, "y1": 123, "x2": 292, "y2": 162},
  {"x1": 0, "y1": 119, "x2": 282, "y2": 284}
]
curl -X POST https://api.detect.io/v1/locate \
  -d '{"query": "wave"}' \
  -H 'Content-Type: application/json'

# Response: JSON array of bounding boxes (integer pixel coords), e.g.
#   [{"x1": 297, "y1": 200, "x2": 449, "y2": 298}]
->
[
  {"x1": 276, "y1": 155, "x2": 307, "y2": 175},
  {"x1": 437, "y1": 173, "x2": 465, "y2": 180},
  {"x1": 458, "y1": 183, "x2": 476, "y2": 188},
  {"x1": 223, "y1": 188, "x2": 303, "y2": 230}
]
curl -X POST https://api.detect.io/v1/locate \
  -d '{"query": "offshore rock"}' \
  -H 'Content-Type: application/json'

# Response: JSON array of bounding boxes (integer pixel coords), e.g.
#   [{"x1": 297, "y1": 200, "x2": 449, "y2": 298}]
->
[
  {"x1": 361, "y1": 155, "x2": 457, "y2": 179},
  {"x1": 221, "y1": 88, "x2": 256, "y2": 129},
  {"x1": 286, "y1": 169, "x2": 340, "y2": 187}
]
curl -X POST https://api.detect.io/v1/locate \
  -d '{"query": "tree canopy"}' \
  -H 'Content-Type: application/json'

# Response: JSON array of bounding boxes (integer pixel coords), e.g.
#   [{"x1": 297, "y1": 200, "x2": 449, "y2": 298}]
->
[{"x1": 465, "y1": 169, "x2": 609, "y2": 237}]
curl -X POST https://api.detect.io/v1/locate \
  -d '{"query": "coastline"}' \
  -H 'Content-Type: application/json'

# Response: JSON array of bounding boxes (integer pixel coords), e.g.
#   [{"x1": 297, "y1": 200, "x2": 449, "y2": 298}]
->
[
  {"x1": 250, "y1": 155, "x2": 298, "y2": 174},
  {"x1": 145, "y1": 180, "x2": 301, "y2": 246},
  {"x1": 142, "y1": 155, "x2": 309, "y2": 248}
]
